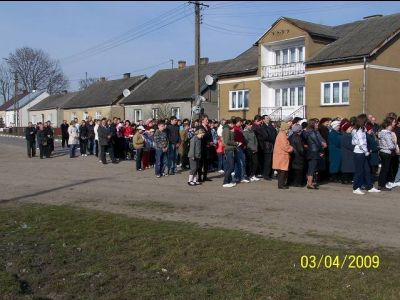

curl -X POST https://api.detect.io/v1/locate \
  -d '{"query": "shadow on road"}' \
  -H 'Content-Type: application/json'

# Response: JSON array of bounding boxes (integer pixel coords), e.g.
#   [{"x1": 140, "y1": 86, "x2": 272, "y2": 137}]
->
[{"x1": 0, "y1": 177, "x2": 113, "y2": 204}]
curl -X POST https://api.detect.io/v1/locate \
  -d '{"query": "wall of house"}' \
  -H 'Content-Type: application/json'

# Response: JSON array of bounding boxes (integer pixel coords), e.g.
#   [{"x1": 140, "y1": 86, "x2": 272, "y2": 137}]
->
[
  {"x1": 366, "y1": 68, "x2": 400, "y2": 121},
  {"x1": 63, "y1": 106, "x2": 117, "y2": 121},
  {"x1": 218, "y1": 76, "x2": 260, "y2": 120},
  {"x1": 29, "y1": 109, "x2": 59, "y2": 125},
  {"x1": 370, "y1": 34, "x2": 400, "y2": 68},
  {"x1": 305, "y1": 68, "x2": 364, "y2": 119},
  {"x1": 124, "y1": 101, "x2": 193, "y2": 122},
  {"x1": 20, "y1": 93, "x2": 49, "y2": 127}
]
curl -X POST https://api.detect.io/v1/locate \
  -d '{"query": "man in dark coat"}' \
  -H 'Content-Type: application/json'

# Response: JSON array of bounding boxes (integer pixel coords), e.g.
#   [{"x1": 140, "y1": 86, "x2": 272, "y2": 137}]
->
[
  {"x1": 98, "y1": 118, "x2": 117, "y2": 164},
  {"x1": 25, "y1": 122, "x2": 36, "y2": 158},
  {"x1": 288, "y1": 124, "x2": 305, "y2": 186},
  {"x1": 166, "y1": 116, "x2": 181, "y2": 175},
  {"x1": 43, "y1": 122, "x2": 54, "y2": 158},
  {"x1": 60, "y1": 120, "x2": 69, "y2": 148},
  {"x1": 197, "y1": 115, "x2": 213, "y2": 182},
  {"x1": 255, "y1": 115, "x2": 277, "y2": 180}
]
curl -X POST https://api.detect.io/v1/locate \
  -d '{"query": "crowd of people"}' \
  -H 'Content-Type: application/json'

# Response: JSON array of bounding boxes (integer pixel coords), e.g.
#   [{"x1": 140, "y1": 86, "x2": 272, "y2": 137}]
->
[{"x1": 25, "y1": 112, "x2": 400, "y2": 194}]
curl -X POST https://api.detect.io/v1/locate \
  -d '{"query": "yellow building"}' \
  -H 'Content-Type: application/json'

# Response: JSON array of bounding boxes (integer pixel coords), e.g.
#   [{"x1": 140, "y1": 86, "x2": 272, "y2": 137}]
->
[
  {"x1": 218, "y1": 13, "x2": 400, "y2": 122},
  {"x1": 62, "y1": 73, "x2": 147, "y2": 121}
]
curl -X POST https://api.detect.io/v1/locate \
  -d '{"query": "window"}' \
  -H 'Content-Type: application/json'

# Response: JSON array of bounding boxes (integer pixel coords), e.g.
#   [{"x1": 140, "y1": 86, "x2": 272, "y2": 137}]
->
[
  {"x1": 275, "y1": 50, "x2": 281, "y2": 65},
  {"x1": 298, "y1": 87, "x2": 304, "y2": 106},
  {"x1": 83, "y1": 112, "x2": 88, "y2": 120},
  {"x1": 32, "y1": 115, "x2": 36, "y2": 124},
  {"x1": 282, "y1": 89, "x2": 288, "y2": 106},
  {"x1": 134, "y1": 109, "x2": 142, "y2": 123},
  {"x1": 71, "y1": 112, "x2": 77, "y2": 120},
  {"x1": 298, "y1": 47, "x2": 304, "y2": 62},
  {"x1": 171, "y1": 107, "x2": 180, "y2": 119},
  {"x1": 321, "y1": 81, "x2": 350, "y2": 105},
  {"x1": 229, "y1": 90, "x2": 249, "y2": 110},
  {"x1": 95, "y1": 111, "x2": 102, "y2": 120},
  {"x1": 282, "y1": 49, "x2": 288, "y2": 64},
  {"x1": 290, "y1": 48, "x2": 296, "y2": 63},
  {"x1": 152, "y1": 108, "x2": 159, "y2": 119},
  {"x1": 342, "y1": 82, "x2": 349, "y2": 103},
  {"x1": 275, "y1": 89, "x2": 281, "y2": 107}
]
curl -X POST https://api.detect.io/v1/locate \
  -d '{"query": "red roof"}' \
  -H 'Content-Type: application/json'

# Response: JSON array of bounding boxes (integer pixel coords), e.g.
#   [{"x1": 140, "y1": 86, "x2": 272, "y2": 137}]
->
[{"x1": 0, "y1": 91, "x2": 29, "y2": 111}]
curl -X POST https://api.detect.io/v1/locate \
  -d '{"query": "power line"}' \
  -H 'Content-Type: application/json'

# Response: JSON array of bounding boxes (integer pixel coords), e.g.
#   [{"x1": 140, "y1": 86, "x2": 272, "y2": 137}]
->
[
  {"x1": 203, "y1": 22, "x2": 260, "y2": 35},
  {"x1": 61, "y1": 3, "x2": 187, "y2": 62}
]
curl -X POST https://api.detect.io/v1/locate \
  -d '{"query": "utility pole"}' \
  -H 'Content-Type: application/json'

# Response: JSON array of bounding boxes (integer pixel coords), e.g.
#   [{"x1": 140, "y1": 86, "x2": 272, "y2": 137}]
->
[
  {"x1": 170, "y1": 59, "x2": 174, "y2": 69},
  {"x1": 189, "y1": 0, "x2": 208, "y2": 118},
  {"x1": 13, "y1": 73, "x2": 18, "y2": 127}
]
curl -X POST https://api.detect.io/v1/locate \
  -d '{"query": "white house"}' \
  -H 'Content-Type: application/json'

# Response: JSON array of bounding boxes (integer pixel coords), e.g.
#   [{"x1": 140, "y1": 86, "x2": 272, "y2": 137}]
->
[{"x1": 5, "y1": 90, "x2": 49, "y2": 127}]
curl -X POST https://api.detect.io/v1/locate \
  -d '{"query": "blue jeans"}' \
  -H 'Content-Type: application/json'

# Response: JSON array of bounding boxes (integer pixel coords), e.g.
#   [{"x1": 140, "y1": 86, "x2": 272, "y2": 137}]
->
[
  {"x1": 167, "y1": 143, "x2": 178, "y2": 173},
  {"x1": 395, "y1": 157, "x2": 400, "y2": 183},
  {"x1": 353, "y1": 153, "x2": 372, "y2": 190},
  {"x1": 69, "y1": 144, "x2": 77, "y2": 158},
  {"x1": 217, "y1": 153, "x2": 224, "y2": 171},
  {"x1": 223, "y1": 150, "x2": 235, "y2": 184},
  {"x1": 88, "y1": 137, "x2": 95, "y2": 155},
  {"x1": 234, "y1": 147, "x2": 246, "y2": 182},
  {"x1": 155, "y1": 148, "x2": 168, "y2": 176}
]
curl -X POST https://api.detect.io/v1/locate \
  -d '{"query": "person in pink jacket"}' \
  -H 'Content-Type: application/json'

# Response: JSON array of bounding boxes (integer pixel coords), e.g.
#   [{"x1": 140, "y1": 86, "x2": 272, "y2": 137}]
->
[{"x1": 272, "y1": 122, "x2": 294, "y2": 189}]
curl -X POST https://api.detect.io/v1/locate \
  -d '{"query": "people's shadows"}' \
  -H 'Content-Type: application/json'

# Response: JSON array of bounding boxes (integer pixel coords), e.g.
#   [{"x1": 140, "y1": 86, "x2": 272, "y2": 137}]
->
[{"x1": 0, "y1": 177, "x2": 113, "y2": 204}]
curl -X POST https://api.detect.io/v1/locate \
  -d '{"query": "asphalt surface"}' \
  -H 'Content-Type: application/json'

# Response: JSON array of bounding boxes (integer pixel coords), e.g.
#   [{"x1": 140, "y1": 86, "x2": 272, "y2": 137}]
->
[{"x1": 1, "y1": 135, "x2": 399, "y2": 250}]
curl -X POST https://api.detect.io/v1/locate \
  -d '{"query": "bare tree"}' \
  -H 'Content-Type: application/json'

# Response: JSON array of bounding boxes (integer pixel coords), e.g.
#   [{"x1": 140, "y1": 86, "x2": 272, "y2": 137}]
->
[
  {"x1": 154, "y1": 103, "x2": 172, "y2": 120},
  {"x1": 5, "y1": 47, "x2": 69, "y2": 94},
  {"x1": 0, "y1": 63, "x2": 12, "y2": 104},
  {"x1": 79, "y1": 77, "x2": 99, "y2": 90}
]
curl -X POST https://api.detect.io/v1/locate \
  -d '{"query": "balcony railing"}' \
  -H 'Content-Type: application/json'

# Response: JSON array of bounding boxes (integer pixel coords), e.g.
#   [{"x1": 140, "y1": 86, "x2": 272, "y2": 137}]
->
[{"x1": 262, "y1": 62, "x2": 305, "y2": 80}]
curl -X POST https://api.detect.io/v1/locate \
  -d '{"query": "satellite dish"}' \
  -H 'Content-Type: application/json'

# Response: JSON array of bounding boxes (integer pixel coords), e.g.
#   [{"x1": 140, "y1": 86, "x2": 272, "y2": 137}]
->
[
  {"x1": 123, "y1": 89, "x2": 131, "y2": 97},
  {"x1": 192, "y1": 106, "x2": 201, "y2": 114},
  {"x1": 205, "y1": 74, "x2": 214, "y2": 86}
]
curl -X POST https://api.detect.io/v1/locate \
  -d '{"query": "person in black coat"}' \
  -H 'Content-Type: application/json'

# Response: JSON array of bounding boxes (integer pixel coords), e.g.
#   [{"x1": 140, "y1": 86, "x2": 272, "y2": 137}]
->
[
  {"x1": 98, "y1": 118, "x2": 117, "y2": 164},
  {"x1": 197, "y1": 115, "x2": 213, "y2": 182},
  {"x1": 60, "y1": 120, "x2": 69, "y2": 148},
  {"x1": 288, "y1": 124, "x2": 305, "y2": 186},
  {"x1": 25, "y1": 122, "x2": 36, "y2": 158},
  {"x1": 79, "y1": 120, "x2": 89, "y2": 156},
  {"x1": 36, "y1": 124, "x2": 48, "y2": 159},
  {"x1": 340, "y1": 122, "x2": 355, "y2": 184},
  {"x1": 43, "y1": 122, "x2": 54, "y2": 158}
]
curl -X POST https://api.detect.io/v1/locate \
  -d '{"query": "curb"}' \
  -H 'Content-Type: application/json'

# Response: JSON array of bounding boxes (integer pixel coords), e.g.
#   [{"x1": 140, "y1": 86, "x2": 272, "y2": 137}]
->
[{"x1": 0, "y1": 134, "x2": 62, "y2": 142}]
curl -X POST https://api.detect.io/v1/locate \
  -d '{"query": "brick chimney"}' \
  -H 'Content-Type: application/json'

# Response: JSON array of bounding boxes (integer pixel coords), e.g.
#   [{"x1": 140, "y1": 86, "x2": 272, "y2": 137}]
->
[
  {"x1": 200, "y1": 57, "x2": 209, "y2": 65},
  {"x1": 178, "y1": 60, "x2": 186, "y2": 69},
  {"x1": 100, "y1": 77, "x2": 106, "y2": 82},
  {"x1": 123, "y1": 73, "x2": 130, "y2": 79}
]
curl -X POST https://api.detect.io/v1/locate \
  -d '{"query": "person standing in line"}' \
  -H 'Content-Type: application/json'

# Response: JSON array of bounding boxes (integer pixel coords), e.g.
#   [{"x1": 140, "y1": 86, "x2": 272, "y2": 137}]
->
[
  {"x1": 392, "y1": 117, "x2": 400, "y2": 187},
  {"x1": 133, "y1": 125, "x2": 145, "y2": 171},
  {"x1": 43, "y1": 121, "x2": 53, "y2": 158},
  {"x1": 328, "y1": 120, "x2": 342, "y2": 182},
  {"x1": 243, "y1": 120, "x2": 259, "y2": 182},
  {"x1": 87, "y1": 120, "x2": 95, "y2": 155},
  {"x1": 98, "y1": 118, "x2": 117, "y2": 164},
  {"x1": 25, "y1": 122, "x2": 36, "y2": 158},
  {"x1": 68, "y1": 120, "x2": 79, "y2": 158},
  {"x1": 304, "y1": 119, "x2": 324, "y2": 189},
  {"x1": 351, "y1": 114, "x2": 381, "y2": 194},
  {"x1": 197, "y1": 115, "x2": 213, "y2": 182},
  {"x1": 261, "y1": 115, "x2": 277, "y2": 180},
  {"x1": 272, "y1": 122, "x2": 293, "y2": 189},
  {"x1": 222, "y1": 119, "x2": 237, "y2": 188},
  {"x1": 377, "y1": 118, "x2": 396, "y2": 190},
  {"x1": 123, "y1": 120, "x2": 134, "y2": 159},
  {"x1": 187, "y1": 128, "x2": 205, "y2": 186},
  {"x1": 340, "y1": 121, "x2": 355, "y2": 184},
  {"x1": 154, "y1": 120, "x2": 169, "y2": 178},
  {"x1": 60, "y1": 120, "x2": 69, "y2": 148},
  {"x1": 233, "y1": 117, "x2": 249, "y2": 183},
  {"x1": 79, "y1": 120, "x2": 89, "y2": 157},
  {"x1": 36, "y1": 124, "x2": 47, "y2": 159},
  {"x1": 94, "y1": 119, "x2": 100, "y2": 159},
  {"x1": 288, "y1": 124, "x2": 306, "y2": 187},
  {"x1": 166, "y1": 116, "x2": 181, "y2": 175}
]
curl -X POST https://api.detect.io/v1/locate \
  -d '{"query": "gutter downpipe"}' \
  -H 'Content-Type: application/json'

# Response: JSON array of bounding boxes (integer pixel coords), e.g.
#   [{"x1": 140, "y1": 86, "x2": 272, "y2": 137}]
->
[{"x1": 362, "y1": 56, "x2": 367, "y2": 114}]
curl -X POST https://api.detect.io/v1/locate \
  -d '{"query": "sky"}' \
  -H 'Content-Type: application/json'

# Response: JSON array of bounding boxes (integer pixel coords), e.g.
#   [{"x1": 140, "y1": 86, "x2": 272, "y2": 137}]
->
[{"x1": 1, "y1": 1, "x2": 400, "y2": 91}]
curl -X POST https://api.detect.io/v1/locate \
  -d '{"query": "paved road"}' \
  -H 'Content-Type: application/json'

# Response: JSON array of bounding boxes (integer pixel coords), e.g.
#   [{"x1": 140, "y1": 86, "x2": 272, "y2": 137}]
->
[{"x1": 1, "y1": 135, "x2": 399, "y2": 250}]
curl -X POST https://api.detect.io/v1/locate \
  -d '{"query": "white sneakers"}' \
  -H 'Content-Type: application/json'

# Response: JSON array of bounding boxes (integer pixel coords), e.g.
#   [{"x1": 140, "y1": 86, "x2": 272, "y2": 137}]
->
[
  {"x1": 223, "y1": 183, "x2": 237, "y2": 188},
  {"x1": 250, "y1": 176, "x2": 260, "y2": 182},
  {"x1": 386, "y1": 182, "x2": 394, "y2": 189},
  {"x1": 392, "y1": 181, "x2": 400, "y2": 188},
  {"x1": 218, "y1": 170, "x2": 225, "y2": 174},
  {"x1": 241, "y1": 179, "x2": 250, "y2": 183},
  {"x1": 354, "y1": 187, "x2": 382, "y2": 195},
  {"x1": 353, "y1": 188, "x2": 365, "y2": 195},
  {"x1": 368, "y1": 187, "x2": 381, "y2": 193}
]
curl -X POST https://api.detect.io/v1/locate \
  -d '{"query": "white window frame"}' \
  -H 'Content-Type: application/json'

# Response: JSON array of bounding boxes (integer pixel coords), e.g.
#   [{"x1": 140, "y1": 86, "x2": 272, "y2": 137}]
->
[
  {"x1": 83, "y1": 112, "x2": 88, "y2": 120},
  {"x1": 71, "y1": 112, "x2": 77, "y2": 121},
  {"x1": 320, "y1": 80, "x2": 350, "y2": 106},
  {"x1": 171, "y1": 107, "x2": 180, "y2": 119},
  {"x1": 229, "y1": 90, "x2": 249, "y2": 110},
  {"x1": 152, "y1": 108, "x2": 159, "y2": 119},
  {"x1": 133, "y1": 109, "x2": 142, "y2": 123},
  {"x1": 95, "y1": 111, "x2": 102, "y2": 120},
  {"x1": 274, "y1": 86, "x2": 305, "y2": 107}
]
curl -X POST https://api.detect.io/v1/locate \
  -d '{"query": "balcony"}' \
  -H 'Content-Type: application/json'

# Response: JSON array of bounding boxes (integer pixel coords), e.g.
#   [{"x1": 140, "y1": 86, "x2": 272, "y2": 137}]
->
[{"x1": 262, "y1": 62, "x2": 305, "y2": 81}]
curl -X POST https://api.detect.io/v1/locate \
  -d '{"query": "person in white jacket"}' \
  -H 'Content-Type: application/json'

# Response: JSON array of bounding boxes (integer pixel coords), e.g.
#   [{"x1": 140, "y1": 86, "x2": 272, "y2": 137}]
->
[
  {"x1": 94, "y1": 119, "x2": 100, "y2": 158},
  {"x1": 68, "y1": 121, "x2": 80, "y2": 158}
]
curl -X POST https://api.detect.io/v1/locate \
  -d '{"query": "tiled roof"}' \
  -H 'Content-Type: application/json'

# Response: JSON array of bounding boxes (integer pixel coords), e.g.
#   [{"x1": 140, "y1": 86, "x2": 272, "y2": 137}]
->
[
  {"x1": 29, "y1": 91, "x2": 78, "y2": 111},
  {"x1": 62, "y1": 76, "x2": 147, "y2": 109},
  {"x1": 216, "y1": 46, "x2": 258, "y2": 76}
]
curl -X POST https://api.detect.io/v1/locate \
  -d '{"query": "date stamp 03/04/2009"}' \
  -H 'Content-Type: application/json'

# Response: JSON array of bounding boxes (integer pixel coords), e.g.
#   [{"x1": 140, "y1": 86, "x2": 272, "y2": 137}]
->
[{"x1": 300, "y1": 255, "x2": 380, "y2": 269}]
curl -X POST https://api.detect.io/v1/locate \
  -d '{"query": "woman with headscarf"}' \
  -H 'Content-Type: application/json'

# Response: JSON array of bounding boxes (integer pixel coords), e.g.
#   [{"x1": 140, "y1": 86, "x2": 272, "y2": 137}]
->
[
  {"x1": 272, "y1": 122, "x2": 293, "y2": 189},
  {"x1": 328, "y1": 120, "x2": 342, "y2": 182}
]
